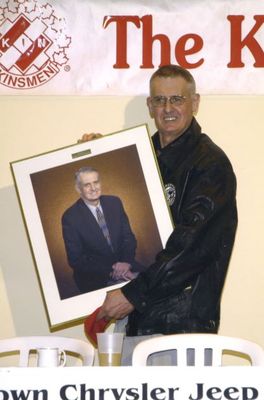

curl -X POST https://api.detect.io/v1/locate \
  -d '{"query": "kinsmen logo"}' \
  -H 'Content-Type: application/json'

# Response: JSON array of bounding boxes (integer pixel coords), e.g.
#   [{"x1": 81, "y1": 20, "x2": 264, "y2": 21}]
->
[{"x1": 0, "y1": 0, "x2": 71, "y2": 90}]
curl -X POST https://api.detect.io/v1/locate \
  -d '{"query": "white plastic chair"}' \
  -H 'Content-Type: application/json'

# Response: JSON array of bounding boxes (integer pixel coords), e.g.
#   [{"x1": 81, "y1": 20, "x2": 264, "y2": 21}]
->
[
  {"x1": 132, "y1": 334, "x2": 264, "y2": 366},
  {"x1": 0, "y1": 336, "x2": 94, "y2": 367}
]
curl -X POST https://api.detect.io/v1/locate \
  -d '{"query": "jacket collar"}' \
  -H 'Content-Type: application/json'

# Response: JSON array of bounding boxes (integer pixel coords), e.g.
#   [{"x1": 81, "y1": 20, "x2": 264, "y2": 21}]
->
[{"x1": 152, "y1": 117, "x2": 202, "y2": 172}]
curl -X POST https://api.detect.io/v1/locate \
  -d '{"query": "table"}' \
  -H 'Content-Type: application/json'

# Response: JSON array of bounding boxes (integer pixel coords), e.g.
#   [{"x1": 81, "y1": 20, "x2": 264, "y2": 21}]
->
[{"x1": 0, "y1": 366, "x2": 263, "y2": 399}]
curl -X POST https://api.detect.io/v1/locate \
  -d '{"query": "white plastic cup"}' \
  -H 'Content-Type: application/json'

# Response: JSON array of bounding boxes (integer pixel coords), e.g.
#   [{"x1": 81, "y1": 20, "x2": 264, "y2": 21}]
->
[
  {"x1": 97, "y1": 333, "x2": 124, "y2": 366},
  {"x1": 37, "y1": 347, "x2": 66, "y2": 367}
]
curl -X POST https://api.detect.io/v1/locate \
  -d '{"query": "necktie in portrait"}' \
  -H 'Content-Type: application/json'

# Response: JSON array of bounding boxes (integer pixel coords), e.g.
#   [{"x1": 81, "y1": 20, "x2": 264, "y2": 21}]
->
[{"x1": 96, "y1": 207, "x2": 113, "y2": 250}]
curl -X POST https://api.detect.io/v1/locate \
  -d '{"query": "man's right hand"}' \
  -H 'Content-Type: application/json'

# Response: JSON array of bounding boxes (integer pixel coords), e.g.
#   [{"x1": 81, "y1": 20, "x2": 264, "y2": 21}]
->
[
  {"x1": 77, "y1": 133, "x2": 102, "y2": 143},
  {"x1": 97, "y1": 289, "x2": 134, "y2": 320}
]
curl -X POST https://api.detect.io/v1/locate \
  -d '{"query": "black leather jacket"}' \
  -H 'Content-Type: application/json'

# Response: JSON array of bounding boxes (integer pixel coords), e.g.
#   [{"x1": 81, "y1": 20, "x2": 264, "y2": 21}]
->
[{"x1": 122, "y1": 118, "x2": 238, "y2": 336}]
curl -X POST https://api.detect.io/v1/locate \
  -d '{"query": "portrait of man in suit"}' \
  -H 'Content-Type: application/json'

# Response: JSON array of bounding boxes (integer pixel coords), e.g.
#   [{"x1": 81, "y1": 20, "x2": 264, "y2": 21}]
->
[{"x1": 61, "y1": 166, "x2": 144, "y2": 294}]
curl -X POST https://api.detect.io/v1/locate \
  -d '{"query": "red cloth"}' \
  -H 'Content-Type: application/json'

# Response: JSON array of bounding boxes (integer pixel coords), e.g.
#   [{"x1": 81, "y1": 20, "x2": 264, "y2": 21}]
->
[{"x1": 84, "y1": 307, "x2": 112, "y2": 347}]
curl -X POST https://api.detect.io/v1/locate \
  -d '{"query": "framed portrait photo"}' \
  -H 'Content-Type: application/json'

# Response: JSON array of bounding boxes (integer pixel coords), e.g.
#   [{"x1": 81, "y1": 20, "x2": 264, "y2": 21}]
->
[{"x1": 11, "y1": 124, "x2": 174, "y2": 328}]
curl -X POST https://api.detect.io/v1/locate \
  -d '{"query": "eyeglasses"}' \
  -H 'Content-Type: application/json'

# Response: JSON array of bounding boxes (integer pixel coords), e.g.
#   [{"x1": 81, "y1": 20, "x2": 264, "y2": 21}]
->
[{"x1": 150, "y1": 95, "x2": 187, "y2": 107}]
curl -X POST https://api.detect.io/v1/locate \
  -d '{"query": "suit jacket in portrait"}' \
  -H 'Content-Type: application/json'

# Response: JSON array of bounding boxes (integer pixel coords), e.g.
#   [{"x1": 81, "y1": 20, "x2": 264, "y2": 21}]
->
[{"x1": 62, "y1": 195, "x2": 142, "y2": 293}]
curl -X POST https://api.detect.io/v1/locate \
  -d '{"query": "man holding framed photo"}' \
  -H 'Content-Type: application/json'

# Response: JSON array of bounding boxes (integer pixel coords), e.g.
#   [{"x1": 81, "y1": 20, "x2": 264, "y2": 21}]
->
[{"x1": 82, "y1": 64, "x2": 238, "y2": 365}]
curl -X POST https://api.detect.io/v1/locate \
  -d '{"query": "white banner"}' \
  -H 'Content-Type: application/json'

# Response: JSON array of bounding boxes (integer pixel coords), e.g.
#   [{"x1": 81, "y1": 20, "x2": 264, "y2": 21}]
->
[
  {"x1": 0, "y1": 366, "x2": 264, "y2": 399},
  {"x1": 0, "y1": 0, "x2": 264, "y2": 95}
]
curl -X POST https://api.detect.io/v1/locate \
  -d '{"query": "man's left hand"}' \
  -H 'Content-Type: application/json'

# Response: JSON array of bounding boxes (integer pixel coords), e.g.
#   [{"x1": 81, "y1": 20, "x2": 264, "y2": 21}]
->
[{"x1": 97, "y1": 289, "x2": 134, "y2": 320}]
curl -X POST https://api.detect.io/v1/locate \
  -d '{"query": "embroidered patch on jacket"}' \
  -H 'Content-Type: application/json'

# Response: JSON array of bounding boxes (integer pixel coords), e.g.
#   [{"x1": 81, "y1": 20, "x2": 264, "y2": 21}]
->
[{"x1": 165, "y1": 183, "x2": 176, "y2": 206}]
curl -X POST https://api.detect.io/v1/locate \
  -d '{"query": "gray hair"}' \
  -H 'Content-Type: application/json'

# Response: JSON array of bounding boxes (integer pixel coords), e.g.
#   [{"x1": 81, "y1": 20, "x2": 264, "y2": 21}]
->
[
  {"x1": 75, "y1": 166, "x2": 99, "y2": 188},
  {"x1": 150, "y1": 64, "x2": 196, "y2": 94}
]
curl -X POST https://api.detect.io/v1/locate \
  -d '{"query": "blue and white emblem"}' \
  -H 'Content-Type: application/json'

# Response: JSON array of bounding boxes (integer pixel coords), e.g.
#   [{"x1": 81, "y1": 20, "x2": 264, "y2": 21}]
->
[{"x1": 165, "y1": 183, "x2": 176, "y2": 206}]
